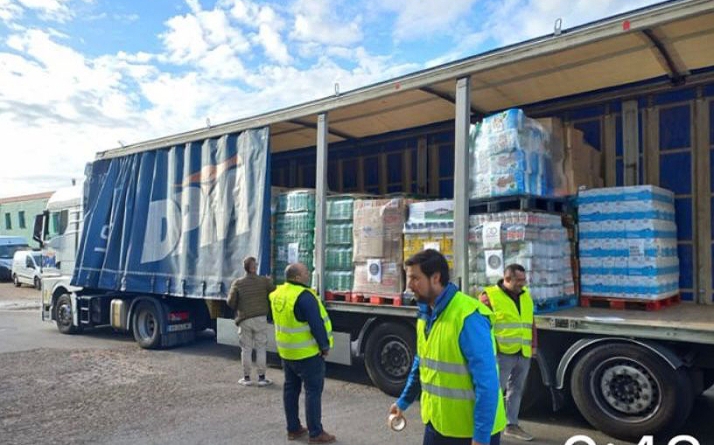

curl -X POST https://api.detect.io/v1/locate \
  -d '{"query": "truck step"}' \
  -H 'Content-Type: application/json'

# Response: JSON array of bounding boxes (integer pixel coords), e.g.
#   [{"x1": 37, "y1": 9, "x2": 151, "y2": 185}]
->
[
  {"x1": 580, "y1": 294, "x2": 681, "y2": 311},
  {"x1": 533, "y1": 295, "x2": 578, "y2": 314},
  {"x1": 469, "y1": 195, "x2": 568, "y2": 215}
]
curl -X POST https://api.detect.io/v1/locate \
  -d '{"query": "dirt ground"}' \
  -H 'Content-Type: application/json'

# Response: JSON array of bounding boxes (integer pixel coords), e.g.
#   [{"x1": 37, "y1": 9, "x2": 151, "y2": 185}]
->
[{"x1": 1, "y1": 282, "x2": 712, "y2": 445}]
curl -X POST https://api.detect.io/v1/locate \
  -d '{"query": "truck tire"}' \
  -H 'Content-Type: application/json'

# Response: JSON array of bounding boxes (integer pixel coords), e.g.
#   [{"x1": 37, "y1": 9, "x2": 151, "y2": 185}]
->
[
  {"x1": 34, "y1": 277, "x2": 41, "y2": 290},
  {"x1": 55, "y1": 294, "x2": 80, "y2": 334},
  {"x1": 364, "y1": 322, "x2": 415, "y2": 397},
  {"x1": 570, "y1": 343, "x2": 693, "y2": 442},
  {"x1": 132, "y1": 302, "x2": 163, "y2": 349},
  {"x1": 13, "y1": 274, "x2": 21, "y2": 287}
]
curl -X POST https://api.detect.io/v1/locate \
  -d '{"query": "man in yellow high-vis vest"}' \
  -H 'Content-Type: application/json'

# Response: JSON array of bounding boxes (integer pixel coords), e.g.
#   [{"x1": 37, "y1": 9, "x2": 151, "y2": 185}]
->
[
  {"x1": 389, "y1": 249, "x2": 506, "y2": 445},
  {"x1": 479, "y1": 264, "x2": 536, "y2": 442},
  {"x1": 269, "y1": 262, "x2": 336, "y2": 444}
]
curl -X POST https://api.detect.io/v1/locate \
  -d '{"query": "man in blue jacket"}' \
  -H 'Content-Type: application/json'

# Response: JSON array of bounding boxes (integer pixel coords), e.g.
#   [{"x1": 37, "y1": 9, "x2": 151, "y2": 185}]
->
[{"x1": 389, "y1": 249, "x2": 505, "y2": 445}]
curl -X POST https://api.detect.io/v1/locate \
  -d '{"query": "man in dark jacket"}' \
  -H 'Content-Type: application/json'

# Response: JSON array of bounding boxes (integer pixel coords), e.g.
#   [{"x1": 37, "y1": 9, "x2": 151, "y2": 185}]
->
[
  {"x1": 269, "y1": 262, "x2": 335, "y2": 444},
  {"x1": 227, "y1": 256, "x2": 276, "y2": 387}
]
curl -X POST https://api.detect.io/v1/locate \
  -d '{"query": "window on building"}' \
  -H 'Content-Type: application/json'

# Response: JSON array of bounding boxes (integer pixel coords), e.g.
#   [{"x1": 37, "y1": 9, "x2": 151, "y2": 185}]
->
[
  {"x1": 18, "y1": 211, "x2": 26, "y2": 229},
  {"x1": 4, "y1": 213, "x2": 11, "y2": 230}
]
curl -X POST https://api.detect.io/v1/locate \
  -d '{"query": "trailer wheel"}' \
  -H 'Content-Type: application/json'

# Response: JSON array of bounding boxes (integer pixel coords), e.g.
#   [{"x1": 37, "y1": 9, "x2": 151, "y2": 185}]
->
[
  {"x1": 132, "y1": 302, "x2": 162, "y2": 349},
  {"x1": 570, "y1": 343, "x2": 693, "y2": 442},
  {"x1": 55, "y1": 294, "x2": 80, "y2": 334},
  {"x1": 364, "y1": 322, "x2": 415, "y2": 397}
]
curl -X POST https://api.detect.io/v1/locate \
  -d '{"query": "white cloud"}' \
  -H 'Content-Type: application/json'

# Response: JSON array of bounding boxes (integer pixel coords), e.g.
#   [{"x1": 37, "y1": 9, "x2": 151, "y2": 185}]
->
[
  {"x1": 481, "y1": 0, "x2": 662, "y2": 45},
  {"x1": 159, "y1": 2, "x2": 250, "y2": 72},
  {"x1": 0, "y1": 0, "x2": 23, "y2": 22},
  {"x1": 16, "y1": 0, "x2": 73, "y2": 22},
  {"x1": 290, "y1": 0, "x2": 362, "y2": 46},
  {"x1": 377, "y1": 0, "x2": 478, "y2": 41}
]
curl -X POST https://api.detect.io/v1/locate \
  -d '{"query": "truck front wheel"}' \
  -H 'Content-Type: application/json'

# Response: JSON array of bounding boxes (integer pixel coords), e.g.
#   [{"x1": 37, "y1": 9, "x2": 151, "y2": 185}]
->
[
  {"x1": 132, "y1": 302, "x2": 163, "y2": 349},
  {"x1": 364, "y1": 322, "x2": 415, "y2": 397},
  {"x1": 570, "y1": 343, "x2": 693, "y2": 442},
  {"x1": 55, "y1": 294, "x2": 80, "y2": 334}
]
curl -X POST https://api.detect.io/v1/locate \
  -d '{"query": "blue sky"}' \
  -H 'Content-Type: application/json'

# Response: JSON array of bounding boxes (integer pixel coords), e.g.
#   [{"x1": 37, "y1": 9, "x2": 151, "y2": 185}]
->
[{"x1": 0, "y1": 0, "x2": 661, "y2": 197}]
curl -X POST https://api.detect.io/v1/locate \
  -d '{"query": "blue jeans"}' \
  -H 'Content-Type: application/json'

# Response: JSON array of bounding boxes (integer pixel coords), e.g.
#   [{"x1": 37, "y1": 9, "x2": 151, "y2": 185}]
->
[
  {"x1": 283, "y1": 354, "x2": 325, "y2": 438},
  {"x1": 423, "y1": 423, "x2": 501, "y2": 445}
]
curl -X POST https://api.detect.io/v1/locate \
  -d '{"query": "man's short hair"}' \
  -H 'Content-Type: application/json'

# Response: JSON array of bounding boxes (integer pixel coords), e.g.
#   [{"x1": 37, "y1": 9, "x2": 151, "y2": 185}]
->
[
  {"x1": 285, "y1": 263, "x2": 302, "y2": 281},
  {"x1": 244, "y1": 257, "x2": 257, "y2": 273},
  {"x1": 404, "y1": 249, "x2": 449, "y2": 286},
  {"x1": 505, "y1": 263, "x2": 526, "y2": 276}
]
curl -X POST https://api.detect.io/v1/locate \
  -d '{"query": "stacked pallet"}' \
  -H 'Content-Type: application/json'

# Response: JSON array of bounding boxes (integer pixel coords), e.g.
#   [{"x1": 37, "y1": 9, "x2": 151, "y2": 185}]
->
[
  {"x1": 578, "y1": 186, "x2": 679, "y2": 303},
  {"x1": 324, "y1": 196, "x2": 355, "y2": 294},
  {"x1": 468, "y1": 211, "x2": 576, "y2": 313},
  {"x1": 273, "y1": 190, "x2": 315, "y2": 286}
]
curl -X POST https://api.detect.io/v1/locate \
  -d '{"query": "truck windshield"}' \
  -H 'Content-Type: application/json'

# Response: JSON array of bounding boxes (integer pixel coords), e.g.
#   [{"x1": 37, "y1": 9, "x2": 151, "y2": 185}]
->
[
  {"x1": 48, "y1": 210, "x2": 68, "y2": 239},
  {"x1": 0, "y1": 245, "x2": 30, "y2": 259}
]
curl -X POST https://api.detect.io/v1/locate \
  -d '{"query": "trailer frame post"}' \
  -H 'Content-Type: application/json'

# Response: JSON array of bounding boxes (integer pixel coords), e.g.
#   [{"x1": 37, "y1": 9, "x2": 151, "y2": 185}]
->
[
  {"x1": 454, "y1": 77, "x2": 471, "y2": 292},
  {"x1": 315, "y1": 113, "x2": 329, "y2": 298}
]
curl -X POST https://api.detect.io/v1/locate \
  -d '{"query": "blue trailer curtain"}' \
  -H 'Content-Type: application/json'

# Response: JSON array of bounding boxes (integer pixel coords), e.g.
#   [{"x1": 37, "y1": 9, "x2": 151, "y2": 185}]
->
[{"x1": 72, "y1": 127, "x2": 271, "y2": 299}]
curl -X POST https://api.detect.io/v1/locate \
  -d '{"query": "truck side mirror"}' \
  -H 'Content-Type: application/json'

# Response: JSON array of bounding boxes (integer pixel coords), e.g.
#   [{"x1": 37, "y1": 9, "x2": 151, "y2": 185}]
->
[{"x1": 33, "y1": 214, "x2": 45, "y2": 247}]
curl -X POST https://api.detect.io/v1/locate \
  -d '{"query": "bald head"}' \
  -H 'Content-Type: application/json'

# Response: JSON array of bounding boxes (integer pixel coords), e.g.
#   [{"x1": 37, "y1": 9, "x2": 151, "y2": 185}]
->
[{"x1": 285, "y1": 262, "x2": 309, "y2": 285}]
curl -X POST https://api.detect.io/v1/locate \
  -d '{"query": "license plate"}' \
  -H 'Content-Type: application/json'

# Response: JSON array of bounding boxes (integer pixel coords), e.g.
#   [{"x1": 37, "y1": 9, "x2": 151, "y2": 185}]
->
[{"x1": 167, "y1": 322, "x2": 192, "y2": 332}]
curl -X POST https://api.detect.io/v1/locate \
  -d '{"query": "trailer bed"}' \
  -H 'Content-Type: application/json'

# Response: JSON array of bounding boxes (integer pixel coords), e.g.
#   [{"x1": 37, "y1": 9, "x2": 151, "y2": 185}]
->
[{"x1": 536, "y1": 303, "x2": 714, "y2": 345}]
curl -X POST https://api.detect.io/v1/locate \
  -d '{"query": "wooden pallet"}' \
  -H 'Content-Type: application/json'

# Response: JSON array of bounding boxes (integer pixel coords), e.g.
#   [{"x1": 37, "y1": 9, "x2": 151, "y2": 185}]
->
[
  {"x1": 350, "y1": 293, "x2": 403, "y2": 307},
  {"x1": 580, "y1": 294, "x2": 681, "y2": 311},
  {"x1": 469, "y1": 195, "x2": 567, "y2": 214},
  {"x1": 325, "y1": 291, "x2": 352, "y2": 302},
  {"x1": 533, "y1": 295, "x2": 578, "y2": 314}
]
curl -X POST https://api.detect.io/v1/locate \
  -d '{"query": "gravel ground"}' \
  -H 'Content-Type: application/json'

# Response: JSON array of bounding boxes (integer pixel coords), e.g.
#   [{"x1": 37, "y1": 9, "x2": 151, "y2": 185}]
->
[
  {"x1": 0, "y1": 279, "x2": 41, "y2": 310},
  {"x1": 1, "y1": 282, "x2": 712, "y2": 445}
]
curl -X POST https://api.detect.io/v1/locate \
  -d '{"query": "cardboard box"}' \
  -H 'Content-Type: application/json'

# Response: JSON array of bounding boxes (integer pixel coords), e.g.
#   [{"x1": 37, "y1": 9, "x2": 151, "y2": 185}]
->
[
  {"x1": 352, "y1": 261, "x2": 404, "y2": 295},
  {"x1": 353, "y1": 198, "x2": 406, "y2": 262}
]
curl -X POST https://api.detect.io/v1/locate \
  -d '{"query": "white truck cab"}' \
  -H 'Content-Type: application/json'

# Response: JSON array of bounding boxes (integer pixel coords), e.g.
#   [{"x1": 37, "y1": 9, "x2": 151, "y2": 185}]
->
[{"x1": 33, "y1": 182, "x2": 84, "y2": 322}]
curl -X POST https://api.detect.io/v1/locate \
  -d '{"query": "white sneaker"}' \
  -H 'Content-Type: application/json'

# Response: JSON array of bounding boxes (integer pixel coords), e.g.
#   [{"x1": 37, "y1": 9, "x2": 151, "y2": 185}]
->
[
  {"x1": 257, "y1": 377, "x2": 273, "y2": 387},
  {"x1": 238, "y1": 377, "x2": 254, "y2": 387}
]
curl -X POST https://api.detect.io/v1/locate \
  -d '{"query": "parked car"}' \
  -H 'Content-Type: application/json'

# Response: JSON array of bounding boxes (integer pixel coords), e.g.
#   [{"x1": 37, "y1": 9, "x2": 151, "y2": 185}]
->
[
  {"x1": 0, "y1": 236, "x2": 30, "y2": 281},
  {"x1": 12, "y1": 250, "x2": 42, "y2": 289}
]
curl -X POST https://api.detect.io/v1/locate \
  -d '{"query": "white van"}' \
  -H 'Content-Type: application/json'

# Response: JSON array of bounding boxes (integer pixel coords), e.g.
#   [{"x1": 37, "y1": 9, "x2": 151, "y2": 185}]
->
[
  {"x1": 0, "y1": 236, "x2": 30, "y2": 281},
  {"x1": 12, "y1": 250, "x2": 42, "y2": 289}
]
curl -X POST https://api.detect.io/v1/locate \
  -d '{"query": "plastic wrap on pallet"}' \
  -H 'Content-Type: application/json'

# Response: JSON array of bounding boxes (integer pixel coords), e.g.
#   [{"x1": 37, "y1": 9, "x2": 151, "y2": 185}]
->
[
  {"x1": 325, "y1": 195, "x2": 357, "y2": 291},
  {"x1": 469, "y1": 109, "x2": 556, "y2": 199},
  {"x1": 468, "y1": 211, "x2": 574, "y2": 306},
  {"x1": 577, "y1": 186, "x2": 680, "y2": 300},
  {"x1": 273, "y1": 190, "x2": 316, "y2": 286},
  {"x1": 352, "y1": 198, "x2": 406, "y2": 295},
  {"x1": 404, "y1": 200, "x2": 455, "y2": 275}
]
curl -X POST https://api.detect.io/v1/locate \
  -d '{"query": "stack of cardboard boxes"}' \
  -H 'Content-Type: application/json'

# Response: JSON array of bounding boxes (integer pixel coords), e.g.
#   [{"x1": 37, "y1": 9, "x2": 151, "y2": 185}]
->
[
  {"x1": 537, "y1": 117, "x2": 603, "y2": 196},
  {"x1": 352, "y1": 198, "x2": 407, "y2": 296}
]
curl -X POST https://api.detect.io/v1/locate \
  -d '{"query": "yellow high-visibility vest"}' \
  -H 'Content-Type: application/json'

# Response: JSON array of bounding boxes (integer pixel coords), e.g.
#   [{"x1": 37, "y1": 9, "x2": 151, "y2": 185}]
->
[
  {"x1": 418, "y1": 291, "x2": 507, "y2": 438},
  {"x1": 484, "y1": 285, "x2": 533, "y2": 357},
  {"x1": 269, "y1": 282, "x2": 333, "y2": 360}
]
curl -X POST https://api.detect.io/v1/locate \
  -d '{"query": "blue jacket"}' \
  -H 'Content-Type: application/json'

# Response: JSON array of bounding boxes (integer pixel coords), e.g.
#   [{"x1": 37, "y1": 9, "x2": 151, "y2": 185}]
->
[{"x1": 396, "y1": 283, "x2": 500, "y2": 443}]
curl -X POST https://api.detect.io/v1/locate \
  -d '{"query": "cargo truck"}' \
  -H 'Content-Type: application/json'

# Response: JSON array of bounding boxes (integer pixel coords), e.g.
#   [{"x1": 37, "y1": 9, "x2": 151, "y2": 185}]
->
[{"x1": 36, "y1": 1, "x2": 714, "y2": 442}]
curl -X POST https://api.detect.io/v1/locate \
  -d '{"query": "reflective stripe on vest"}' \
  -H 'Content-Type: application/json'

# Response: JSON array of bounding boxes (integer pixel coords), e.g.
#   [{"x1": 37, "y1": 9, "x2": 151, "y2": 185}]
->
[
  {"x1": 417, "y1": 291, "x2": 507, "y2": 438},
  {"x1": 269, "y1": 282, "x2": 334, "y2": 360},
  {"x1": 484, "y1": 285, "x2": 533, "y2": 358}
]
